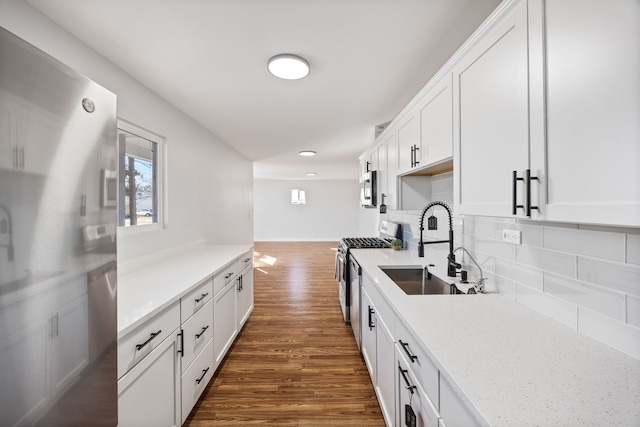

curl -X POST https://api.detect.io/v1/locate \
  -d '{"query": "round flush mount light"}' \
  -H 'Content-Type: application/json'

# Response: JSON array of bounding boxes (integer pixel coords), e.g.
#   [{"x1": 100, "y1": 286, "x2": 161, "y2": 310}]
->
[
  {"x1": 299, "y1": 150, "x2": 316, "y2": 157},
  {"x1": 305, "y1": 172, "x2": 317, "y2": 176},
  {"x1": 268, "y1": 54, "x2": 310, "y2": 80}
]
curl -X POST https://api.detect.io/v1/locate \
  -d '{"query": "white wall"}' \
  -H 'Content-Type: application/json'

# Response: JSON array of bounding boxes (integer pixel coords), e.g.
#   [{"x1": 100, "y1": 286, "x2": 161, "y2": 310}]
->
[
  {"x1": 254, "y1": 179, "x2": 359, "y2": 241},
  {"x1": 0, "y1": 1, "x2": 253, "y2": 263}
]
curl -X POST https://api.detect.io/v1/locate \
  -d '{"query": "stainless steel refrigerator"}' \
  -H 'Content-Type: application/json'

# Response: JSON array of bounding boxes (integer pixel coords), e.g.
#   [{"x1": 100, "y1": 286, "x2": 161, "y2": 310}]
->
[{"x1": 0, "y1": 26, "x2": 117, "y2": 426}]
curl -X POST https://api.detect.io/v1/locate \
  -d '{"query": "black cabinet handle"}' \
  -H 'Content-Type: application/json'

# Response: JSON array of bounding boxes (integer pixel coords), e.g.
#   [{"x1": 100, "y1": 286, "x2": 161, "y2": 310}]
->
[
  {"x1": 195, "y1": 325, "x2": 209, "y2": 339},
  {"x1": 136, "y1": 330, "x2": 162, "y2": 351},
  {"x1": 244, "y1": 257, "x2": 251, "y2": 263},
  {"x1": 177, "y1": 329, "x2": 184, "y2": 357},
  {"x1": 368, "y1": 306, "x2": 375, "y2": 330},
  {"x1": 366, "y1": 161, "x2": 370, "y2": 172},
  {"x1": 398, "y1": 367, "x2": 416, "y2": 394},
  {"x1": 512, "y1": 170, "x2": 525, "y2": 215},
  {"x1": 410, "y1": 145, "x2": 415, "y2": 167},
  {"x1": 399, "y1": 340, "x2": 418, "y2": 363},
  {"x1": 413, "y1": 144, "x2": 419, "y2": 167},
  {"x1": 196, "y1": 367, "x2": 210, "y2": 384},
  {"x1": 225, "y1": 272, "x2": 234, "y2": 279},
  {"x1": 526, "y1": 169, "x2": 539, "y2": 217},
  {"x1": 195, "y1": 292, "x2": 209, "y2": 303}
]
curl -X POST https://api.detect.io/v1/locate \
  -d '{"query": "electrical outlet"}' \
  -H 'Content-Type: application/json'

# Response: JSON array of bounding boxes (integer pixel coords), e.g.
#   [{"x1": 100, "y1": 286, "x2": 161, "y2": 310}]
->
[{"x1": 502, "y1": 229, "x2": 521, "y2": 244}]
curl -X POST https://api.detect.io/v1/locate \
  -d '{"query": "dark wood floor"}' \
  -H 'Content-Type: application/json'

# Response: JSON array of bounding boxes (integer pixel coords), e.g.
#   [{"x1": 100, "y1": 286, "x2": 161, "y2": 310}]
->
[{"x1": 184, "y1": 241, "x2": 385, "y2": 426}]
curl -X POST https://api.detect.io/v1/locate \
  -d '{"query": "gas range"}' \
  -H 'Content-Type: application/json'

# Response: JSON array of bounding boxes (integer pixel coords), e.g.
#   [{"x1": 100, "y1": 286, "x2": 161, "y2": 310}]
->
[{"x1": 339, "y1": 237, "x2": 391, "y2": 250}]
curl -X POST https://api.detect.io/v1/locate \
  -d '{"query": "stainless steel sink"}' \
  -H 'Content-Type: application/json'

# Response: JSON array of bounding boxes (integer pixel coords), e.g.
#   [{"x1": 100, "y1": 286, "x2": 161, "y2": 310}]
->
[{"x1": 380, "y1": 266, "x2": 457, "y2": 295}]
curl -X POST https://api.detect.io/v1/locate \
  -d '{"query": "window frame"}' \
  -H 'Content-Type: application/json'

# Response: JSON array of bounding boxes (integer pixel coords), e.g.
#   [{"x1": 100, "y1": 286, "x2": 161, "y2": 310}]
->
[{"x1": 116, "y1": 119, "x2": 166, "y2": 233}]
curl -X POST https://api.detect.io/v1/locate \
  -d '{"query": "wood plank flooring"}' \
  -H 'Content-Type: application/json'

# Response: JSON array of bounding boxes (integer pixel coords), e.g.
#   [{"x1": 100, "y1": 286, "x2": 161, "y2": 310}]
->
[{"x1": 184, "y1": 241, "x2": 385, "y2": 426}]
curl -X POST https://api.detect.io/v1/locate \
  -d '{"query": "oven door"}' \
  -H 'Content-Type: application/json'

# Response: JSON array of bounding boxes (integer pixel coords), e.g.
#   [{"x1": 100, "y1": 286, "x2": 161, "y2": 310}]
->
[
  {"x1": 336, "y1": 250, "x2": 349, "y2": 323},
  {"x1": 349, "y1": 256, "x2": 362, "y2": 350}
]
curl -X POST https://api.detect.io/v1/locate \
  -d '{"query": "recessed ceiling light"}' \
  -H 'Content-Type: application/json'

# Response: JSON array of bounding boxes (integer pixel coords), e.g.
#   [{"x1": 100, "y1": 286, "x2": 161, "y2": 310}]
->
[
  {"x1": 306, "y1": 172, "x2": 317, "y2": 176},
  {"x1": 268, "y1": 54, "x2": 310, "y2": 80},
  {"x1": 299, "y1": 150, "x2": 316, "y2": 157}
]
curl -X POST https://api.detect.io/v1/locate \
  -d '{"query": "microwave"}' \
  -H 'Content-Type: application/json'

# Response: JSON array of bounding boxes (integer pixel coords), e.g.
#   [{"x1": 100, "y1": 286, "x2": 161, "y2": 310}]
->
[{"x1": 360, "y1": 170, "x2": 377, "y2": 208}]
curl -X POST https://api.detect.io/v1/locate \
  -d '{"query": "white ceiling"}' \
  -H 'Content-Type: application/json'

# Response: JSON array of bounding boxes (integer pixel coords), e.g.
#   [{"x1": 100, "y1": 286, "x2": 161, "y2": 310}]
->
[{"x1": 27, "y1": 0, "x2": 500, "y2": 180}]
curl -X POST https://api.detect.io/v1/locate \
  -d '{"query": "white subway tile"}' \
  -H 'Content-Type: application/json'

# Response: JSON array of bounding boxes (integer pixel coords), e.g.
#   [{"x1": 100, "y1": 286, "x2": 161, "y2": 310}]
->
[
  {"x1": 578, "y1": 308, "x2": 640, "y2": 360},
  {"x1": 577, "y1": 257, "x2": 640, "y2": 298},
  {"x1": 515, "y1": 245, "x2": 576, "y2": 278},
  {"x1": 472, "y1": 237, "x2": 515, "y2": 262},
  {"x1": 627, "y1": 295, "x2": 640, "y2": 329},
  {"x1": 543, "y1": 227, "x2": 625, "y2": 262},
  {"x1": 466, "y1": 218, "x2": 495, "y2": 239},
  {"x1": 510, "y1": 263, "x2": 543, "y2": 290},
  {"x1": 485, "y1": 271, "x2": 516, "y2": 299},
  {"x1": 516, "y1": 284, "x2": 578, "y2": 329},
  {"x1": 628, "y1": 234, "x2": 640, "y2": 265},
  {"x1": 494, "y1": 258, "x2": 510, "y2": 278},
  {"x1": 543, "y1": 272, "x2": 625, "y2": 322}
]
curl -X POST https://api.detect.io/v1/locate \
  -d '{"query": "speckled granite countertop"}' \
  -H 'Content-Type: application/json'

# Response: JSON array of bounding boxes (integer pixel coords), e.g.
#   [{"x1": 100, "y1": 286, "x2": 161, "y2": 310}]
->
[
  {"x1": 351, "y1": 248, "x2": 640, "y2": 427},
  {"x1": 117, "y1": 244, "x2": 252, "y2": 338}
]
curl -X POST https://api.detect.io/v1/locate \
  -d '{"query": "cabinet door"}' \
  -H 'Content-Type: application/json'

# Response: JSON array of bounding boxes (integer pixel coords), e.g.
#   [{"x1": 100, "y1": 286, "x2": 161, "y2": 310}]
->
[
  {"x1": 439, "y1": 376, "x2": 479, "y2": 427},
  {"x1": 237, "y1": 266, "x2": 254, "y2": 328},
  {"x1": 376, "y1": 312, "x2": 395, "y2": 427},
  {"x1": 118, "y1": 329, "x2": 180, "y2": 427},
  {"x1": 360, "y1": 288, "x2": 377, "y2": 382},
  {"x1": 385, "y1": 130, "x2": 398, "y2": 210},
  {"x1": 453, "y1": 0, "x2": 530, "y2": 217},
  {"x1": 51, "y1": 295, "x2": 89, "y2": 396},
  {"x1": 542, "y1": 0, "x2": 640, "y2": 226},
  {"x1": 0, "y1": 96, "x2": 17, "y2": 170},
  {"x1": 377, "y1": 143, "x2": 387, "y2": 204},
  {"x1": 213, "y1": 280, "x2": 238, "y2": 371},
  {"x1": 419, "y1": 73, "x2": 453, "y2": 167},
  {"x1": 397, "y1": 113, "x2": 420, "y2": 175},
  {"x1": 0, "y1": 319, "x2": 50, "y2": 427},
  {"x1": 397, "y1": 353, "x2": 440, "y2": 427}
]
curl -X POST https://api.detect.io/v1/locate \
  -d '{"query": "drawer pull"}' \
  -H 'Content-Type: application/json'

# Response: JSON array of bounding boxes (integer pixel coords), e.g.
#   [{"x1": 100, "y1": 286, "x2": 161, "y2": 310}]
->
[
  {"x1": 195, "y1": 325, "x2": 210, "y2": 339},
  {"x1": 244, "y1": 257, "x2": 251, "y2": 263},
  {"x1": 177, "y1": 330, "x2": 184, "y2": 357},
  {"x1": 399, "y1": 340, "x2": 418, "y2": 363},
  {"x1": 196, "y1": 367, "x2": 210, "y2": 384},
  {"x1": 399, "y1": 367, "x2": 416, "y2": 394},
  {"x1": 368, "y1": 306, "x2": 375, "y2": 330},
  {"x1": 136, "y1": 330, "x2": 162, "y2": 351},
  {"x1": 224, "y1": 272, "x2": 234, "y2": 279},
  {"x1": 195, "y1": 292, "x2": 209, "y2": 303}
]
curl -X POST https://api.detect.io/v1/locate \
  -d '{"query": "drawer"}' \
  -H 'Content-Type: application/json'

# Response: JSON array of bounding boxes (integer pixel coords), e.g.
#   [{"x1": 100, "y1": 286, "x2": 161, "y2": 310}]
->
[
  {"x1": 213, "y1": 261, "x2": 239, "y2": 295},
  {"x1": 181, "y1": 337, "x2": 214, "y2": 423},
  {"x1": 237, "y1": 250, "x2": 253, "y2": 272},
  {"x1": 361, "y1": 273, "x2": 395, "y2": 335},
  {"x1": 440, "y1": 375, "x2": 480, "y2": 426},
  {"x1": 117, "y1": 301, "x2": 180, "y2": 379},
  {"x1": 395, "y1": 319, "x2": 440, "y2": 410},
  {"x1": 180, "y1": 299, "x2": 213, "y2": 373},
  {"x1": 398, "y1": 350, "x2": 440, "y2": 427},
  {"x1": 181, "y1": 278, "x2": 213, "y2": 323}
]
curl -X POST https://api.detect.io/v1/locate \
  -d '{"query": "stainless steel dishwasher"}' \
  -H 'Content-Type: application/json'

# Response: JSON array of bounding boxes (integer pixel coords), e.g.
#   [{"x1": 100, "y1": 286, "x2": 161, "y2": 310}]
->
[
  {"x1": 88, "y1": 261, "x2": 117, "y2": 363},
  {"x1": 349, "y1": 256, "x2": 362, "y2": 350}
]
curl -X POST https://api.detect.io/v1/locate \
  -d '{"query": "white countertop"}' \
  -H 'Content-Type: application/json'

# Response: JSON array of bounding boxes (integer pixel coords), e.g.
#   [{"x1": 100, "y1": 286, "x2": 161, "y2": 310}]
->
[
  {"x1": 117, "y1": 244, "x2": 252, "y2": 338},
  {"x1": 350, "y1": 248, "x2": 640, "y2": 427}
]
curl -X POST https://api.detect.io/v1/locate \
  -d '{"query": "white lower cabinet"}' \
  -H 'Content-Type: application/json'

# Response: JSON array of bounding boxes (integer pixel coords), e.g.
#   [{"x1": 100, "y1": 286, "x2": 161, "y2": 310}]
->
[
  {"x1": 118, "y1": 327, "x2": 181, "y2": 427},
  {"x1": 213, "y1": 278, "x2": 238, "y2": 371},
  {"x1": 397, "y1": 350, "x2": 440, "y2": 427},
  {"x1": 181, "y1": 338, "x2": 214, "y2": 423},
  {"x1": 439, "y1": 376, "x2": 479, "y2": 427},
  {"x1": 360, "y1": 278, "x2": 396, "y2": 426},
  {"x1": 118, "y1": 249, "x2": 254, "y2": 426}
]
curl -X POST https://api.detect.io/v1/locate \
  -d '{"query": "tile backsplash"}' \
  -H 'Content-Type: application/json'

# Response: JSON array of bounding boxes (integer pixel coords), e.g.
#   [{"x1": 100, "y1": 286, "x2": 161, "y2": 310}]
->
[{"x1": 383, "y1": 172, "x2": 640, "y2": 360}]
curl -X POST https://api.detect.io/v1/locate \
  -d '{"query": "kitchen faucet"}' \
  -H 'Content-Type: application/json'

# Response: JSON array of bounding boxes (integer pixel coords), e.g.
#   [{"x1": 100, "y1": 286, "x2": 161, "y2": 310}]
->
[
  {"x1": 418, "y1": 201, "x2": 459, "y2": 277},
  {"x1": 452, "y1": 246, "x2": 487, "y2": 293},
  {"x1": 0, "y1": 204, "x2": 15, "y2": 261}
]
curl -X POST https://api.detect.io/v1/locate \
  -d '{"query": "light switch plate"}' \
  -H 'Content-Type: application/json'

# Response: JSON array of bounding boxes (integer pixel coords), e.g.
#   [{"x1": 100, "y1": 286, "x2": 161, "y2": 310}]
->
[{"x1": 502, "y1": 229, "x2": 521, "y2": 245}]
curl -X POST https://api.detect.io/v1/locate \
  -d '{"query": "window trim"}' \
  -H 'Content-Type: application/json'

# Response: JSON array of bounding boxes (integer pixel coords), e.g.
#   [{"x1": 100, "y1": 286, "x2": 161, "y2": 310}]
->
[{"x1": 117, "y1": 119, "x2": 166, "y2": 234}]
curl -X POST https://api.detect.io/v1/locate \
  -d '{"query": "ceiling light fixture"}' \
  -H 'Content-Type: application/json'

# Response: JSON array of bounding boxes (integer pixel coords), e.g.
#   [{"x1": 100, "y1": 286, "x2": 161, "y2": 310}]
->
[
  {"x1": 268, "y1": 54, "x2": 310, "y2": 80},
  {"x1": 299, "y1": 150, "x2": 316, "y2": 157},
  {"x1": 305, "y1": 172, "x2": 317, "y2": 176}
]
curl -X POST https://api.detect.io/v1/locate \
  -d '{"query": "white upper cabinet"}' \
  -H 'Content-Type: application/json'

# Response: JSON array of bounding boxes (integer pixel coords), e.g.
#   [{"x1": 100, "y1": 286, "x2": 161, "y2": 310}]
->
[
  {"x1": 418, "y1": 72, "x2": 453, "y2": 169},
  {"x1": 396, "y1": 112, "x2": 421, "y2": 175},
  {"x1": 453, "y1": 0, "x2": 532, "y2": 218},
  {"x1": 541, "y1": 0, "x2": 640, "y2": 227}
]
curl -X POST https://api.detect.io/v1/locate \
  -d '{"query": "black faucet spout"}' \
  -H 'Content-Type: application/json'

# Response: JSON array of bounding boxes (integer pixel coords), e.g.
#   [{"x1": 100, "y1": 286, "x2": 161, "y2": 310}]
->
[{"x1": 418, "y1": 201, "x2": 457, "y2": 277}]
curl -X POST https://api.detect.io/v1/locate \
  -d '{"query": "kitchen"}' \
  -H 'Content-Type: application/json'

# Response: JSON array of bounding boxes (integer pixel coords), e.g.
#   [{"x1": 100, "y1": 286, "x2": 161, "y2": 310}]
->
[{"x1": 1, "y1": 0, "x2": 639, "y2": 426}]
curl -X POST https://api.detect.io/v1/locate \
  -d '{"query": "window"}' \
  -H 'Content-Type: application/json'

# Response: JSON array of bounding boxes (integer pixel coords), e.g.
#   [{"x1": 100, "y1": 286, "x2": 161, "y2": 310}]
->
[
  {"x1": 291, "y1": 189, "x2": 306, "y2": 205},
  {"x1": 117, "y1": 120, "x2": 164, "y2": 229}
]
